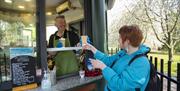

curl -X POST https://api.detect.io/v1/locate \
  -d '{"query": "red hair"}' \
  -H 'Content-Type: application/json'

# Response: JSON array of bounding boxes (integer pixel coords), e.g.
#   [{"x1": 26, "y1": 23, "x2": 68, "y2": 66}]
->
[{"x1": 119, "y1": 25, "x2": 143, "y2": 47}]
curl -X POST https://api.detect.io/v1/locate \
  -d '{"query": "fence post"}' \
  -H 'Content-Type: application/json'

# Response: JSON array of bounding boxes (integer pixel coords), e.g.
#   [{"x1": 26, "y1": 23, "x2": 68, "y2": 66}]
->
[
  {"x1": 160, "y1": 59, "x2": 164, "y2": 91},
  {"x1": 177, "y1": 63, "x2": 180, "y2": 91},
  {"x1": 111, "y1": 48, "x2": 113, "y2": 55},
  {"x1": 118, "y1": 48, "x2": 120, "y2": 51},
  {"x1": 0, "y1": 56, "x2": 1, "y2": 83},
  {"x1": 154, "y1": 57, "x2": 158, "y2": 70},
  {"x1": 4, "y1": 53, "x2": 7, "y2": 81},
  {"x1": 115, "y1": 48, "x2": 118, "y2": 53},
  {"x1": 150, "y1": 56, "x2": 153, "y2": 63},
  {"x1": 108, "y1": 48, "x2": 109, "y2": 54},
  {"x1": 167, "y1": 61, "x2": 172, "y2": 91}
]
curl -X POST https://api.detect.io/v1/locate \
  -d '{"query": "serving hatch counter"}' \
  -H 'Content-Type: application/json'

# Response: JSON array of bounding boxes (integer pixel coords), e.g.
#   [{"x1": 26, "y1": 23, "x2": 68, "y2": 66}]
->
[
  {"x1": 47, "y1": 47, "x2": 83, "y2": 52},
  {"x1": 31, "y1": 47, "x2": 104, "y2": 91},
  {"x1": 29, "y1": 75, "x2": 103, "y2": 91}
]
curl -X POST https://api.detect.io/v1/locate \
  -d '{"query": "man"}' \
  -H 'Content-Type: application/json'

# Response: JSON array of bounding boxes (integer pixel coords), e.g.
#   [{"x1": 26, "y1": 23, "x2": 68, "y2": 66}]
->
[
  {"x1": 48, "y1": 15, "x2": 80, "y2": 76},
  {"x1": 48, "y1": 15, "x2": 79, "y2": 48}
]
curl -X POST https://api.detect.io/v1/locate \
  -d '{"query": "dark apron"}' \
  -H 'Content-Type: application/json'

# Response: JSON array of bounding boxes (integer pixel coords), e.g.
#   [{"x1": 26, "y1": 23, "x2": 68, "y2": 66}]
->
[{"x1": 53, "y1": 33, "x2": 79, "y2": 77}]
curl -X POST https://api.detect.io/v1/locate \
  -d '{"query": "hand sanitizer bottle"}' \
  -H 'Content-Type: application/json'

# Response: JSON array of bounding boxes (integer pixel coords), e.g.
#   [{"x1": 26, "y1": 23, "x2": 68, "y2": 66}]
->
[{"x1": 41, "y1": 70, "x2": 51, "y2": 90}]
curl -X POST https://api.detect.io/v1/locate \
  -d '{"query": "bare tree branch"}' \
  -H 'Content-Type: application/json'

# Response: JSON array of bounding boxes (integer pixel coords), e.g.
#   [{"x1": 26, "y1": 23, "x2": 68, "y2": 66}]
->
[
  {"x1": 148, "y1": 7, "x2": 161, "y2": 17},
  {"x1": 159, "y1": 1, "x2": 169, "y2": 39},
  {"x1": 160, "y1": 18, "x2": 169, "y2": 39},
  {"x1": 173, "y1": 39, "x2": 180, "y2": 46},
  {"x1": 125, "y1": 5, "x2": 150, "y2": 23},
  {"x1": 169, "y1": 9, "x2": 180, "y2": 32},
  {"x1": 143, "y1": 0, "x2": 170, "y2": 48},
  {"x1": 164, "y1": 11, "x2": 170, "y2": 33},
  {"x1": 142, "y1": 2, "x2": 162, "y2": 22},
  {"x1": 151, "y1": 17, "x2": 161, "y2": 22},
  {"x1": 142, "y1": 28, "x2": 148, "y2": 44}
]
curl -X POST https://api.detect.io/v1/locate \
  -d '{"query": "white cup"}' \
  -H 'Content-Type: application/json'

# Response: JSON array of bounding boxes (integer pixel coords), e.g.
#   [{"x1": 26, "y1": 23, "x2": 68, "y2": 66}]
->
[
  {"x1": 81, "y1": 35, "x2": 87, "y2": 46},
  {"x1": 79, "y1": 70, "x2": 85, "y2": 79},
  {"x1": 50, "y1": 66, "x2": 56, "y2": 86}
]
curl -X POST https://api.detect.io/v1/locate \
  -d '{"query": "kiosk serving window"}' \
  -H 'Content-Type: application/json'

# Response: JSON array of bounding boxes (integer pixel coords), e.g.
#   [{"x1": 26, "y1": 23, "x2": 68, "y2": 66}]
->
[{"x1": 46, "y1": 0, "x2": 84, "y2": 78}]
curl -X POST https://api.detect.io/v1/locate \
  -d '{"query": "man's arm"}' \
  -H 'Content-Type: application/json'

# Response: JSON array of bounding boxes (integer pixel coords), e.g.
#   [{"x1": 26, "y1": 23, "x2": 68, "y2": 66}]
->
[{"x1": 48, "y1": 34, "x2": 54, "y2": 48}]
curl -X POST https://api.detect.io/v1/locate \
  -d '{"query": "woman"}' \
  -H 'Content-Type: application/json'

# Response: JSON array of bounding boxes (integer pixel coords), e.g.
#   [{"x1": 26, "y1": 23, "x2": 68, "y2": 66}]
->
[{"x1": 83, "y1": 25, "x2": 150, "y2": 91}]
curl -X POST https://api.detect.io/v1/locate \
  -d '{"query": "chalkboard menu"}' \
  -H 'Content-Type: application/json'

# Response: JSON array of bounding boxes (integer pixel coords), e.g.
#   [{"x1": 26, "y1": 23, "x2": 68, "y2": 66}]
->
[{"x1": 11, "y1": 55, "x2": 36, "y2": 87}]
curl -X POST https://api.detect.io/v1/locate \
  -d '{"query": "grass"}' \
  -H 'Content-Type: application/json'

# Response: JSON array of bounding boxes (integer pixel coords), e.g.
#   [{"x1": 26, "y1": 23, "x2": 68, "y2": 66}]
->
[{"x1": 148, "y1": 53, "x2": 180, "y2": 77}]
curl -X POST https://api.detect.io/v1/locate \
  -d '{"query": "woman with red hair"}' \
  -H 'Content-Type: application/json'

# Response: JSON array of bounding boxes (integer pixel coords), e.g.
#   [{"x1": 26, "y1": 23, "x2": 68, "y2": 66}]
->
[{"x1": 83, "y1": 25, "x2": 150, "y2": 91}]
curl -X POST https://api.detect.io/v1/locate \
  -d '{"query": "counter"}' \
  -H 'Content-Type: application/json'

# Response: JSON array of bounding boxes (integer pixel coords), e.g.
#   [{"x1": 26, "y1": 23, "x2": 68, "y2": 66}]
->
[
  {"x1": 29, "y1": 75, "x2": 103, "y2": 91},
  {"x1": 31, "y1": 47, "x2": 104, "y2": 91}
]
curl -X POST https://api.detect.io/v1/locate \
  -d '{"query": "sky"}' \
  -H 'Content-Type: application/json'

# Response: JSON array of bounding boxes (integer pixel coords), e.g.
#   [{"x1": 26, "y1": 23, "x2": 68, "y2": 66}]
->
[{"x1": 107, "y1": 0, "x2": 136, "y2": 27}]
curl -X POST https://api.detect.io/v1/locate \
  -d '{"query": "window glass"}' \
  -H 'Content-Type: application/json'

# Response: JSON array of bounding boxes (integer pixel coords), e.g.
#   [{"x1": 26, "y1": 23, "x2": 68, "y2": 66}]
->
[{"x1": 0, "y1": 0, "x2": 36, "y2": 83}]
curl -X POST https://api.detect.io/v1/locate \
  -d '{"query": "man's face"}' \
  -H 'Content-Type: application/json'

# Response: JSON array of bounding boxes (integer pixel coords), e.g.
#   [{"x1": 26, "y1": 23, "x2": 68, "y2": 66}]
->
[{"x1": 55, "y1": 18, "x2": 66, "y2": 31}]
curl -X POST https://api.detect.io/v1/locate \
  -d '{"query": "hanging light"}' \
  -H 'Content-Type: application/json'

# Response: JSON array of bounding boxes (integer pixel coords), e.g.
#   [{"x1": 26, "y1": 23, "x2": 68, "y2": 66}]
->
[{"x1": 4, "y1": 0, "x2": 12, "y2": 3}]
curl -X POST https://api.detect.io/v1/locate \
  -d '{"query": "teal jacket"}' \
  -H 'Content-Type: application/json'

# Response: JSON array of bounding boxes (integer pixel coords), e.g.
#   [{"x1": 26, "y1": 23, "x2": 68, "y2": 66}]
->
[{"x1": 94, "y1": 45, "x2": 150, "y2": 91}]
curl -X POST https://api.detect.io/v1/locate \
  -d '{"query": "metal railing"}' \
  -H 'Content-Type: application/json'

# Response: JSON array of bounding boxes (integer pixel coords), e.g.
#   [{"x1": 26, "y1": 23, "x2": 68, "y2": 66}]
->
[
  {"x1": 0, "y1": 53, "x2": 10, "y2": 83},
  {"x1": 0, "y1": 53, "x2": 11, "y2": 90}
]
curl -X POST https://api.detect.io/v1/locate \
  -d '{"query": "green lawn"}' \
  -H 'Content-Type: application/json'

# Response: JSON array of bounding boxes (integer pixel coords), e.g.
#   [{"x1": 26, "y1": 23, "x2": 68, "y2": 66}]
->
[{"x1": 148, "y1": 52, "x2": 180, "y2": 76}]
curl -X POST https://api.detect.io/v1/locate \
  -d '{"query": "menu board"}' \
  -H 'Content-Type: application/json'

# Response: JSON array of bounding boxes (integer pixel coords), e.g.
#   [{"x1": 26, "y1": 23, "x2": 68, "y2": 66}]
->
[
  {"x1": 11, "y1": 55, "x2": 36, "y2": 87},
  {"x1": 10, "y1": 48, "x2": 36, "y2": 88}
]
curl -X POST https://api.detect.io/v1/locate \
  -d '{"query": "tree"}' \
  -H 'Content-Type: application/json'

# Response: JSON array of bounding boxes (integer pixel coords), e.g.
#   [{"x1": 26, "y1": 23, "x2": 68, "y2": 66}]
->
[
  {"x1": 0, "y1": 20, "x2": 10, "y2": 45},
  {"x1": 126, "y1": 0, "x2": 180, "y2": 61},
  {"x1": 0, "y1": 19, "x2": 25, "y2": 47},
  {"x1": 107, "y1": 0, "x2": 161, "y2": 50}
]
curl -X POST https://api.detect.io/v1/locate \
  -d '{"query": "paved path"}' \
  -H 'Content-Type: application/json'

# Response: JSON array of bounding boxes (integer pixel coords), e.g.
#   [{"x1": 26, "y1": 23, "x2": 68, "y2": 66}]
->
[{"x1": 162, "y1": 78, "x2": 177, "y2": 91}]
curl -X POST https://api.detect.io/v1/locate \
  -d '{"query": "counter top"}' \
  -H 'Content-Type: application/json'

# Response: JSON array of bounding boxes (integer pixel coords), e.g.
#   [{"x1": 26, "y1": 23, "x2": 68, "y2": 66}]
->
[
  {"x1": 47, "y1": 47, "x2": 82, "y2": 52},
  {"x1": 29, "y1": 75, "x2": 103, "y2": 91}
]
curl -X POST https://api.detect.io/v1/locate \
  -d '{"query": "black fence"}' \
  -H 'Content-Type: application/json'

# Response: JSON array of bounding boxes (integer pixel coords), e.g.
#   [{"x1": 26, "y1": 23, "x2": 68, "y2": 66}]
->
[
  {"x1": 0, "y1": 53, "x2": 10, "y2": 83},
  {"x1": 108, "y1": 48, "x2": 180, "y2": 91},
  {"x1": 0, "y1": 53, "x2": 11, "y2": 90}
]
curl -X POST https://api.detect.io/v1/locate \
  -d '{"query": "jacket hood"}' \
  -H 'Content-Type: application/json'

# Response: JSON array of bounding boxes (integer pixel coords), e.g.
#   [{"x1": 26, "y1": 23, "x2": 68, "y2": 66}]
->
[{"x1": 135, "y1": 45, "x2": 150, "y2": 55}]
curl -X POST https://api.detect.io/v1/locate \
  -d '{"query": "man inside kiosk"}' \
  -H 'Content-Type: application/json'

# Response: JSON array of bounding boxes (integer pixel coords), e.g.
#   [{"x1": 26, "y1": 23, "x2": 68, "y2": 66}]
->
[{"x1": 48, "y1": 15, "x2": 80, "y2": 77}]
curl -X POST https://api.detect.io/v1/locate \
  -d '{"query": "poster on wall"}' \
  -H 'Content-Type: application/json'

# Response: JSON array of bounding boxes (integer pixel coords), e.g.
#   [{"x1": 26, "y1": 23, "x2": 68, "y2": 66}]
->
[
  {"x1": 10, "y1": 48, "x2": 34, "y2": 59},
  {"x1": 10, "y1": 48, "x2": 37, "y2": 91}
]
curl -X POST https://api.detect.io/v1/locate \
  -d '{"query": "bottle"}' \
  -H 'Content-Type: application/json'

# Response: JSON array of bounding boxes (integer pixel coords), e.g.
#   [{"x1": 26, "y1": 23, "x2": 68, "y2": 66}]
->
[
  {"x1": 87, "y1": 59, "x2": 93, "y2": 71},
  {"x1": 85, "y1": 50, "x2": 94, "y2": 71},
  {"x1": 50, "y1": 66, "x2": 56, "y2": 86},
  {"x1": 41, "y1": 70, "x2": 51, "y2": 89}
]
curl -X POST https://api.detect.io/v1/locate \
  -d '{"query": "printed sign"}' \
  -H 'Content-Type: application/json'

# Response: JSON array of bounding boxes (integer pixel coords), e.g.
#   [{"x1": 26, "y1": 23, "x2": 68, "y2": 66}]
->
[{"x1": 10, "y1": 48, "x2": 37, "y2": 89}]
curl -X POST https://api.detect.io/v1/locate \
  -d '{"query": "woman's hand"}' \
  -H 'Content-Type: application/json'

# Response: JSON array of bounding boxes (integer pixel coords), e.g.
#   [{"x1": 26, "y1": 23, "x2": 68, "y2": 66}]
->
[
  {"x1": 76, "y1": 42, "x2": 81, "y2": 47},
  {"x1": 82, "y1": 43, "x2": 97, "y2": 54},
  {"x1": 89, "y1": 58, "x2": 107, "y2": 70}
]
